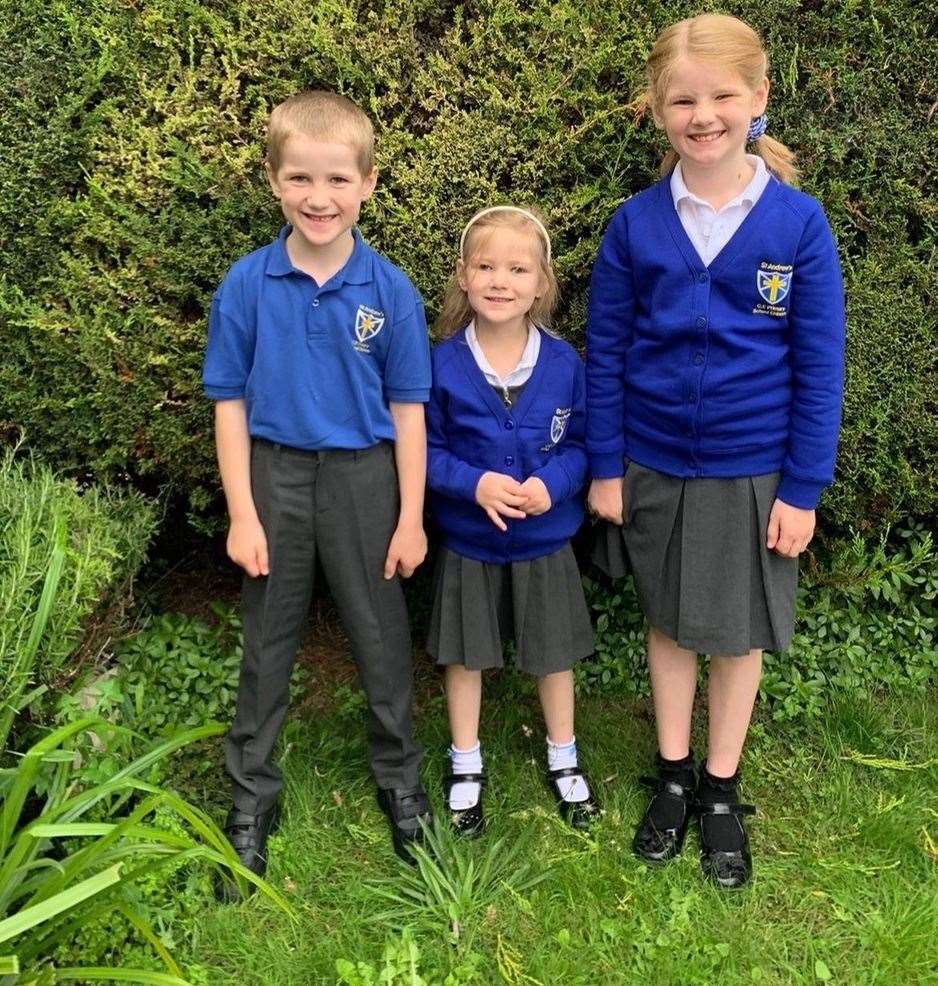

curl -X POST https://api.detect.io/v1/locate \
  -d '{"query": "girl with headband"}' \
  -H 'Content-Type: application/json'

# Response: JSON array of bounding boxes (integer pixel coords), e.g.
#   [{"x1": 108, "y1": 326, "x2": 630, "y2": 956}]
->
[
  {"x1": 426, "y1": 205, "x2": 600, "y2": 835},
  {"x1": 587, "y1": 14, "x2": 845, "y2": 888}
]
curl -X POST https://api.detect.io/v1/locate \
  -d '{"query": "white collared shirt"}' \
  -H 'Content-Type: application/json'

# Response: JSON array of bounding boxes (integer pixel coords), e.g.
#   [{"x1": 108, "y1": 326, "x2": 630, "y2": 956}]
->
[
  {"x1": 670, "y1": 154, "x2": 771, "y2": 266},
  {"x1": 465, "y1": 320, "x2": 541, "y2": 388}
]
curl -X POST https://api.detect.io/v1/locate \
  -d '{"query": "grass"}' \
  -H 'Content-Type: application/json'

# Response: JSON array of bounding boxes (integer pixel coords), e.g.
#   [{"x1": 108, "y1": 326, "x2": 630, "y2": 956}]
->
[{"x1": 162, "y1": 671, "x2": 937, "y2": 986}]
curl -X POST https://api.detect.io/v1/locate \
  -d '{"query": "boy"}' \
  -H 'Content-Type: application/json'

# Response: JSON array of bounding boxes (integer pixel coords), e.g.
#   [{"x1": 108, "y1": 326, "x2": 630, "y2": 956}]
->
[{"x1": 202, "y1": 91, "x2": 432, "y2": 891}]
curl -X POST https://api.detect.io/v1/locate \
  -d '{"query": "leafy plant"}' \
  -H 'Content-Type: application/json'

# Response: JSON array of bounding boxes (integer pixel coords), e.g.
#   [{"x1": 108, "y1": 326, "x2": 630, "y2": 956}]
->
[
  {"x1": 0, "y1": 449, "x2": 155, "y2": 747},
  {"x1": 335, "y1": 928, "x2": 481, "y2": 986},
  {"x1": 0, "y1": 719, "x2": 292, "y2": 984},
  {"x1": 368, "y1": 821, "x2": 550, "y2": 944},
  {"x1": 102, "y1": 604, "x2": 242, "y2": 737}
]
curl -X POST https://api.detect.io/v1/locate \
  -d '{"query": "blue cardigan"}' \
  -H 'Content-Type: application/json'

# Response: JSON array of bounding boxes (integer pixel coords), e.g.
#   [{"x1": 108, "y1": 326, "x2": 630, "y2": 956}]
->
[
  {"x1": 427, "y1": 329, "x2": 587, "y2": 563},
  {"x1": 586, "y1": 175, "x2": 846, "y2": 509}
]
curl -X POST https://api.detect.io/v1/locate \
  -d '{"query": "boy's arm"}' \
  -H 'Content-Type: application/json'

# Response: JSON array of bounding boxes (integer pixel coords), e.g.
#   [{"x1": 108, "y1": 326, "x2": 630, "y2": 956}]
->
[
  {"x1": 215, "y1": 399, "x2": 268, "y2": 578},
  {"x1": 384, "y1": 401, "x2": 428, "y2": 580}
]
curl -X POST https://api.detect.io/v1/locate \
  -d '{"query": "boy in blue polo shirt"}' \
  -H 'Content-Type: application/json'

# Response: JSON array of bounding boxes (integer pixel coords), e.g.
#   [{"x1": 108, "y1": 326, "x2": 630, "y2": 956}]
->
[{"x1": 203, "y1": 91, "x2": 433, "y2": 889}]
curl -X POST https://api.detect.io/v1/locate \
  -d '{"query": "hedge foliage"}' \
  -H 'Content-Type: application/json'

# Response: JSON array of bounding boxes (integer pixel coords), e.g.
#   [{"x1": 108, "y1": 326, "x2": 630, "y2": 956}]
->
[{"x1": 0, "y1": 0, "x2": 934, "y2": 532}]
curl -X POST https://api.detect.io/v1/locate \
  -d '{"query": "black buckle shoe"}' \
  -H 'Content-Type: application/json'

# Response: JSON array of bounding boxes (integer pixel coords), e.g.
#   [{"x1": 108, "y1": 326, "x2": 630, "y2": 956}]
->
[
  {"x1": 546, "y1": 766, "x2": 602, "y2": 830},
  {"x1": 632, "y1": 775, "x2": 695, "y2": 863},
  {"x1": 697, "y1": 800, "x2": 756, "y2": 889},
  {"x1": 443, "y1": 772, "x2": 486, "y2": 838},
  {"x1": 377, "y1": 785, "x2": 433, "y2": 862},
  {"x1": 216, "y1": 803, "x2": 279, "y2": 902}
]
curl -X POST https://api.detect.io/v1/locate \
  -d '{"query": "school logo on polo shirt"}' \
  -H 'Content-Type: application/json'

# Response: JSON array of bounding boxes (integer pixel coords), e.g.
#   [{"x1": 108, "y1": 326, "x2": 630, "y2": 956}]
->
[
  {"x1": 541, "y1": 407, "x2": 571, "y2": 451},
  {"x1": 754, "y1": 262, "x2": 793, "y2": 318},
  {"x1": 353, "y1": 305, "x2": 386, "y2": 353}
]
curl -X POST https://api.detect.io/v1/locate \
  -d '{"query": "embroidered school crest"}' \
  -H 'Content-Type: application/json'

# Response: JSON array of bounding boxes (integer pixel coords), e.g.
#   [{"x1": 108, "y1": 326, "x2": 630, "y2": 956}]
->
[
  {"x1": 353, "y1": 305, "x2": 386, "y2": 353},
  {"x1": 541, "y1": 407, "x2": 571, "y2": 451},
  {"x1": 756, "y1": 269, "x2": 792, "y2": 305}
]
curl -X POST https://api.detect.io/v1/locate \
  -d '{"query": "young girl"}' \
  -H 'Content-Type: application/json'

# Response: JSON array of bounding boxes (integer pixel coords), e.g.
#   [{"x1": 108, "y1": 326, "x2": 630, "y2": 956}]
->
[
  {"x1": 426, "y1": 205, "x2": 600, "y2": 835},
  {"x1": 587, "y1": 14, "x2": 845, "y2": 888}
]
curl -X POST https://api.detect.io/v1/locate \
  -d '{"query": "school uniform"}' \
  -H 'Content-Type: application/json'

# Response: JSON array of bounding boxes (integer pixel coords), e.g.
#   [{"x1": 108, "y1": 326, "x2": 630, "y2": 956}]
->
[
  {"x1": 426, "y1": 326, "x2": 594, "y2": 674},
  {"x1": 203, "y1": 226, "x2": 431, "y2": 813},
  {"x1": 587, "y1": 158, "x2": 846, "y2": 654}
]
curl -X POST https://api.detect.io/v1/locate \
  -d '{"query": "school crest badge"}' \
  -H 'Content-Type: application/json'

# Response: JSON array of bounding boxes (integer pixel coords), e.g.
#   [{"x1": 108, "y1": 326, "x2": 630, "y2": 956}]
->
[
  {"x1": 353, "y1": 305, "x2": 386, "y2": 353},
  {"x1": 541, "y1": 407, "x2": 571, "y2": 451},
  {"x1": 756, "y1": 269, "x2": 792, "y2": 305}
]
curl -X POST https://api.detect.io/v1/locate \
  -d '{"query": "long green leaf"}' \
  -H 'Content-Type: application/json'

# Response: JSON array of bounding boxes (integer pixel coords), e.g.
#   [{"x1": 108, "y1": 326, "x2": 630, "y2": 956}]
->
[
  {"x1": 55, "y1": 969, "x2": 193, "y2": 985},
  {"x1": 0, "y1": 863, "x2": 121, "y2": 945},
  {"x1": 59, "y1": 723, "x2": 226, "y2": 822},
  {"x1": 0, "y1": 957, "x2": 18, "y2": 975},
  {"x1": 27, "y1": 823, "x2": 191, "y2": 848},
  {"x1": 0, "y1": 718, "x2": 105, "y2": 860},
  {"x1": 118, "y1": 904, "x2": 184, "y2": 978},
  {"x1": 0, "y1": 512, "x2": 66, "y2": 751}
]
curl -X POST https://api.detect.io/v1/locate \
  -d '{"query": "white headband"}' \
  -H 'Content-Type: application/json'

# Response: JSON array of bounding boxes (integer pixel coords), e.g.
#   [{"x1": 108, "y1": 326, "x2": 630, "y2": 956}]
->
[{"x1": 458, "y1": 206, "x2": 552, "y2": 264}]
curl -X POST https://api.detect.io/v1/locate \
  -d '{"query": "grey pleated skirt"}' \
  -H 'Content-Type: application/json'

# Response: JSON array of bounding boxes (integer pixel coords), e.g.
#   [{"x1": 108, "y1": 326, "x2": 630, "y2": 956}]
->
[
  {"x1": 427, "y1": 544, "x2": 595, "y2": 674},
  {"x1": 592, "y1": 462, "x2": 798, "y2": 655}
]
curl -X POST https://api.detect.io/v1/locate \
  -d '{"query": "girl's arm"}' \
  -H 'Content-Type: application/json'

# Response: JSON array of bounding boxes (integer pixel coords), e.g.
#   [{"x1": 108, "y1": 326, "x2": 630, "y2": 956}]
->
[
  {"x1": 426, "y1": 382, "x2": 488, "y2": 502},
  {"x1": 427, "y1": 380, "x2": 526, "y2": 529},
  {"x1": 585, "y1": 207, "x2": 636, "y2": 480},
  {"x1": 776, "y1": 205, "x2": 846, "y2": 510}
]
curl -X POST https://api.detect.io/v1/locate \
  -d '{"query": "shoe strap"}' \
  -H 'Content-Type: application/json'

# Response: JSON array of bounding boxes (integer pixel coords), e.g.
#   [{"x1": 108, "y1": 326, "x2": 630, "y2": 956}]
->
[
  {"x1": 387, "y1": 787, "x2": 430, "y2": 818},
  {"x1": 640, "y1": 775, "x2": 694, "y2": 800},
  {"x1": 696, "y1": 801, "x2": 756, "y2": 817},
  {"x1": 443, "y1": 772, "x2": 486, "y2": 787},
  {"x1": 225, "y1": 808, "x2": 270, "y2": 831},
  {"x1": 548, "y1": 766, "x2": 587, "y2": 780}
]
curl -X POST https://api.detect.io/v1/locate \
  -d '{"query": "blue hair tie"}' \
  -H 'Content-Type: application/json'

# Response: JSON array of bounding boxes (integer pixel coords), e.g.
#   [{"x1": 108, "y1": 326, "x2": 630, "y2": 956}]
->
[{"x1": 747, "y1": 114, "x2": 768, "y2": 141}]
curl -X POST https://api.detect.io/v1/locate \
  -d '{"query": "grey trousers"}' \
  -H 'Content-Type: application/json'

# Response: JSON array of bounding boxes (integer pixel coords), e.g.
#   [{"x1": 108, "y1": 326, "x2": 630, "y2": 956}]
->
[{"x1": 226, "y1": 438, "x2": 422, "y2": 813}]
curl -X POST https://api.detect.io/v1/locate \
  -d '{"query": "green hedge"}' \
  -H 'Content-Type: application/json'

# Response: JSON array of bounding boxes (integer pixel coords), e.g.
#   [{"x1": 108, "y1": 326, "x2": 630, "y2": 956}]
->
[{"x1": 0, "y1": 0, "x2": 933, "y2": 532}]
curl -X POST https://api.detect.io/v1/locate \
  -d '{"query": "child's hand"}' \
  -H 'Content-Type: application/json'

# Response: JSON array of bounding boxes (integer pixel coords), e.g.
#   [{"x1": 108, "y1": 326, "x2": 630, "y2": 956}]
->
[
  {"x1": 475, "y1": 471, "x2": 528, "y2": 531},
  {"x1": 227, "y1": 516, "x2": 269, "y2": 577},
  {"x1": 519, "y1": 476, "x2": 552, "y2": 515},
  {"x1": 766, "y1": 499, "x2": 815, "y2": 557},
  {"x1": 587, "y1": 477, "x2": 624, "y2": 525},
  {"x1": 384, "y1": 521, "x2": 428, "y2": 580}
]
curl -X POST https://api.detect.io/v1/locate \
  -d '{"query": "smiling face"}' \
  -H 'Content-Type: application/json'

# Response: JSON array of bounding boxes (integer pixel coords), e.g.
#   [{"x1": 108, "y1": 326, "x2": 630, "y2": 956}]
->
[
  {"x1": 266, "y1": 134, "x2": 376, "y2": 255},
  {"x1": 656, "y1": 56, "x2": 768, "y2": 174},
  {"x1": 458, "y1": 226, "x2": 548, "y2": 333}
]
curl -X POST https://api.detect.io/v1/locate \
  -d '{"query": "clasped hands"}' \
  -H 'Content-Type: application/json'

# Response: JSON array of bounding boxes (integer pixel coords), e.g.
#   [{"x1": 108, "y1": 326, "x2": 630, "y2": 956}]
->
[{"x1": 476, "y1": 471, "x2": 551, "y2": 531}]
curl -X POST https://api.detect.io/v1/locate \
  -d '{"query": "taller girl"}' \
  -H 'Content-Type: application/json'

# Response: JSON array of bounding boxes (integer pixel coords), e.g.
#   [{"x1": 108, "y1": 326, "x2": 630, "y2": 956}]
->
[{"x1": 587, "y1": 14, "x2": 845, "y2": 888}]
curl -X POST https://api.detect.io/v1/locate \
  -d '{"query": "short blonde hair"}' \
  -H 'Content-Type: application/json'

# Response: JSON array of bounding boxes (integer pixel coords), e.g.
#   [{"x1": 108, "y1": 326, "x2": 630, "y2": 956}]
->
[
  {"x1": 266, "y1": 90, "x2": 375, "y2": 175},
  {"x1": 435, "y1": 206, "x2": 560, "y2": 338},
  {"x1": 636, "y1": 14, "x2": 798, "y2": 184}
]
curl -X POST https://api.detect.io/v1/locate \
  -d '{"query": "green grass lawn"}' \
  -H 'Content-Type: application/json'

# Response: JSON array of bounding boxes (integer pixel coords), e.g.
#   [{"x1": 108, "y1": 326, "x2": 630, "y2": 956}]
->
[{"x1": 177, "y1": 671, "x2": 937, "y2": 986}]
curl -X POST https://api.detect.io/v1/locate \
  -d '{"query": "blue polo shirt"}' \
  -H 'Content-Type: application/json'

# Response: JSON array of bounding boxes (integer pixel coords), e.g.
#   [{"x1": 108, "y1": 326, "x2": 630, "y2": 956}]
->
[{"x1": 203, "y1": 227, "x2": 431, "y2": 450}]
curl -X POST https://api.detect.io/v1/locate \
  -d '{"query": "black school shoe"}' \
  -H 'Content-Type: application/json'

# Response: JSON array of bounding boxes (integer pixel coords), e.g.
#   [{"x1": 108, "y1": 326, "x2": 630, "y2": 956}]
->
[
  {"x1": 376, "y1": 784, "x2": 433, "y2": 861},
  {"x1": 216, "y1": 802, "x2": 279, "y2": 903},
  {"x1": 696, "y1": 767, "x2": 756, "y2": 889},
  {"x1": 632, "y1": 759, "x2": 696, "y2": 863},
  {"x1": 546, "y1": 766, "x2": 602, "y2": 830},
  {"x1": 442, "y1": 771, "x2": 487, "y2": 838}
]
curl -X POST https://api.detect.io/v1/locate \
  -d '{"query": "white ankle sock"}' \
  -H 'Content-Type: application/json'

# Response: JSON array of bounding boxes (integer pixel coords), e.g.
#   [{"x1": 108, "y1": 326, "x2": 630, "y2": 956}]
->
[
  {"x1": 547, "y1": 736, "x2": 589, "y2": 802},
  {"x1": 448, "y1": 742, "x2": 483, "y2": 810}
]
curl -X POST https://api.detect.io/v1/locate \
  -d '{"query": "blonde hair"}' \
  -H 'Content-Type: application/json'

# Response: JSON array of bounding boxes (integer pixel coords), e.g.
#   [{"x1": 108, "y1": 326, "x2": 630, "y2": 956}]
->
[
  {"x1": 435, "y1": 206, "x2": 560, "y2": 338},
  {"x1": 636, "y1": 14, "x2": 798, "y2": 184},
  {"x1": 266, "y1": 90, "x2": 375, "y2": 175}
]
